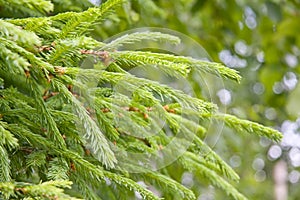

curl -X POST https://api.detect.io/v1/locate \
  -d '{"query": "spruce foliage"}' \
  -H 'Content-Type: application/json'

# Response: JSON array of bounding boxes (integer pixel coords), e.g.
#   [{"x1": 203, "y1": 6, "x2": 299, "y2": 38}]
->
[{"x1": 0, "y1": 0, "x2": 282, "y2": 199}]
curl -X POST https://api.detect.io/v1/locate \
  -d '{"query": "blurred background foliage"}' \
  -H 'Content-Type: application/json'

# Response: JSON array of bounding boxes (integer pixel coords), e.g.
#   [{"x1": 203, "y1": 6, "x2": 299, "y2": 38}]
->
[{"x1": 92, "y1": 0, "x2": 300, "y2": 199}]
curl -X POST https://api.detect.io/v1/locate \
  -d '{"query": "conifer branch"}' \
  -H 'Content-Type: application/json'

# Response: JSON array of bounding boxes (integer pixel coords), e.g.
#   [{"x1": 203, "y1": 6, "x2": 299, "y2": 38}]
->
[
  {"x1": 127, "y1": 164, "x2": 196, "y2": 200},
  {"x1": 63, "y1": 67, "x2": 216, "y2": 113},
  {"x1": 0, "y1": 20, "x2": 41, "y2": 49},
  {"x1": 111, "y1": 51, "x2": 191, "y2": 78},
  {"x1": 47, "y1": 36, "x2": 104, "y2": 66},
  {"x1": 110, "y1": 51, "x2": 241, "y2": 82},
  {"x1": 179, "y1": 156, "x2": 247, "y2": 200},
  {"x1": 7, "y1": 123, "x2": 159, "y2": 200},
  {"x1": 214, "y1": 114, "x2": 282, "y2": 142},
  {"x1": 0, "y1": 180, "x2": 80, "y2": 199},
  {"x1": 0, "y1": 146, "x2": 11, "y2": 182},
  {"x1": 102, "y1": 31, "x2": 181, "y2": 51},
  {"x1": 59, "y1": 0, "x2": 125, "y2": 39},
  {"x1": 47, "y1": 157, "x2": 69, "y2": 180},
  {"x1": 179, "y1": 125, "x2": 240, "y2": 182},
  {"x1": 51, "y1": 79, "x2": 117, "y2": 168},
  {"x1": 0, "y1": 0, "x2": 53, "y2": 17}
]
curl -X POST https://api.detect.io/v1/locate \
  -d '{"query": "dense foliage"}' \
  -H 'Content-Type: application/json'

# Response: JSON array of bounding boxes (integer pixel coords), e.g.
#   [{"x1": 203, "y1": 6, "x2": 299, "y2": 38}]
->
[{"x1": 0, "y1": 0, "x2": 285, "y2": 199}]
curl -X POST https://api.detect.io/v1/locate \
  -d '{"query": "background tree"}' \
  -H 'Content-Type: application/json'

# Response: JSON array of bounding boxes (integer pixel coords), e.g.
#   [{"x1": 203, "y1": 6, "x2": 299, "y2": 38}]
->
[{"x1": 0, "y1": 0, "x2": 288, "y2": 200}]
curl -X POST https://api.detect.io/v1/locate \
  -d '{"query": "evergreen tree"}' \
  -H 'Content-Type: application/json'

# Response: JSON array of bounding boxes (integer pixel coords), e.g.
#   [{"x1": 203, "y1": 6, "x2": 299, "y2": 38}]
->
[{"x1": 0, "y1": 0, "x2": 282, "y2": 199}]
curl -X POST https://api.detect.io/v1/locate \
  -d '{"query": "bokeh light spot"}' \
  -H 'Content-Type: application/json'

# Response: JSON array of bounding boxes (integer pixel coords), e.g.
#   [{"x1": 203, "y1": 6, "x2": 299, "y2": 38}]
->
[{"x1": 268, "y1": 145, "x2": 282, "y2": 160}]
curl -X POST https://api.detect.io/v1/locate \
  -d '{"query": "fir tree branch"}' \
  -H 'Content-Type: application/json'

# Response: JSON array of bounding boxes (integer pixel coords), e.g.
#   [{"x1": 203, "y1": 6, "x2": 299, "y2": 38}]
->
[
  {"x1": 111, "y1": 51, "x2": 241, "y2": 82},
  {"x1": 47, "y1": 158, "x2": 69, "y2": 180},
  {"x1": 70, "y1": 173, "x2": 101, "y2": 200},
  {"x1": 0, "y1": 44, "x2": 30, "y2": 75},
  {"x1": 0, "y1": 0, "x2": 53, "y2": 17},
  {"x1": 63, "y1": 67, "x2": 216, "y2": 113},
  {"x1": 214, "y1": 113, "x2": 282, "y2": 142},
  {"x1": 59, "y1": 0, "x2": 125, "y2": 39},
  {"x1": 0, "y1": 182, "x2": 15, "y2": 199},
  {"x1": 102, "y1": 31, "x2": 181, "y2": 51},
  {"x1": 175, "y1": 125, "x2": 240, "y2": 182},
  {"x1": 8, "y1": 180, "x2": 81, "y2": 199},
  {"x1": 103, "y1": 170, "x2": 161, "y2": 200},
  {"x1": 6, "y1": 17, "x2": 60, "y2": 39},
  {"x1": 102, "y1": 70, "x2": 216, "y2": 113},
  {"x1": 46, "y1": 36, "x2": 104, "y2": 66},
  {"x1": 0, "y1": 20, "x2": 41, "y2": 49},
  {"x1": 25, "y1": 151, "x2": 47, "y2": 169},
  {"x1": 0, "y1": 37, "x2": 55, "y2": 74},
  {"x1": 7, "y1": 123, "x2": 160, "y2": 200},
  {"x1": 179, "y1": 157, "x2": 247, "y2": 200},
  {"x1": 51, "y1": 78, "x2": 117, "y2": 168},
  {"x1": 191, "y1": 135, "x2": 240, "y2": 182},
  {"x1": 111, "y1": 51, "x2": 191, "y2": 78},
  {"x1": 127, "y1": 163, "x2": 196, "y2": 200},
  {"x1": 0, "y1": 122, "x2": 19, "y2": 151},
  {"x1": 0, "y1": 146, "x2": 11, "y2": 182}
]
